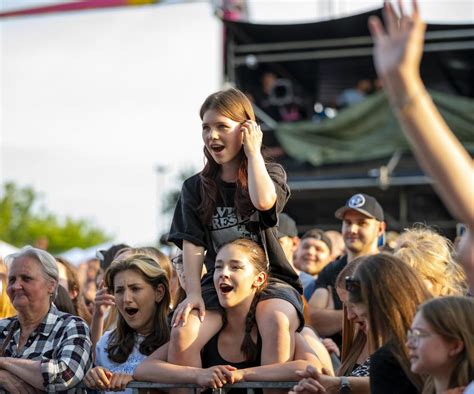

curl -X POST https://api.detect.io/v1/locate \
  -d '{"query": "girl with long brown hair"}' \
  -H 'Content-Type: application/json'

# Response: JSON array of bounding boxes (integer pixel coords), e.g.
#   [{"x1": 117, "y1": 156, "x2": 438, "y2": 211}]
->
[
  {"x1": 168, "y1": 88, "x2": 303, "y2": 369},
  {"x1": 348, "y1": 254, "x2": 431, "y2": 393}
]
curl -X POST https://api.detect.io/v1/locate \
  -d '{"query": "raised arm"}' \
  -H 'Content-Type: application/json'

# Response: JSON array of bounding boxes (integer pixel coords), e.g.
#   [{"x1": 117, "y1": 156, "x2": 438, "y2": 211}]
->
[
  {"x1": 241, "y1": 120, "x2": 277, "y2": 211},
  {"x1": 89, "y1": 280, "x2": 116, "y2": 355},
  {"x1": 369, "y1": 0, "x2": 474, "y2": 228}
]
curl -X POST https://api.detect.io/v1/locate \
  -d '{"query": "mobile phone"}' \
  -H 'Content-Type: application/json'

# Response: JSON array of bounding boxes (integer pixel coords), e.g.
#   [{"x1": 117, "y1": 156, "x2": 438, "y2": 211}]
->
[{"x1": 377, "y1": 233, "x2": 386, "y2": 248}]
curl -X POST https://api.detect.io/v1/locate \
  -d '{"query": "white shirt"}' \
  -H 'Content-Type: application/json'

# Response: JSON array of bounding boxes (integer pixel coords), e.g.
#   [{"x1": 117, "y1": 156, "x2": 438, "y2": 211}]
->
[{"x1": 95, "y1": 330, "x2": 147, "y2": 394}]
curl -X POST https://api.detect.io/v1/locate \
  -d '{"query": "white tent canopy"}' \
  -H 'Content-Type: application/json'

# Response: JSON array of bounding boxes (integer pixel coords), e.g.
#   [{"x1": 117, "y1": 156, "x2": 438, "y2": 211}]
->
[
  {"x1": 59, "y1": 241, "x2": 114, "y2": 266},
  {"x1": 0, "y1": 240, "x2": 19, "y2": 258}
]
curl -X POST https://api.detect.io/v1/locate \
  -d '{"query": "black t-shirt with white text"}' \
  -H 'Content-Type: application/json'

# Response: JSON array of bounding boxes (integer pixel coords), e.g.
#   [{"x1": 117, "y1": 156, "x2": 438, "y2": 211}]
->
[{"x1": 168, "y1": 163, "x2": 302, "y2": 292}]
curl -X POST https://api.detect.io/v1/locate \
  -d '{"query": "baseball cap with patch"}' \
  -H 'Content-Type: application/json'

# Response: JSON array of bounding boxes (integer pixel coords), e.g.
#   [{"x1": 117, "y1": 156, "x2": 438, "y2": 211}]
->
[{"x1": 335, "y1": 193, "x2": 384, "y2": 222}]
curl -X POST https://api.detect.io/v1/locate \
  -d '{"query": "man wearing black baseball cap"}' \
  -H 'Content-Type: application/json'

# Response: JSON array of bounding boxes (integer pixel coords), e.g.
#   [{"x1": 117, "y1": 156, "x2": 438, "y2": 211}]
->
[{"x1": 308, "y1": 193, "x2": 386, "y2": 346}]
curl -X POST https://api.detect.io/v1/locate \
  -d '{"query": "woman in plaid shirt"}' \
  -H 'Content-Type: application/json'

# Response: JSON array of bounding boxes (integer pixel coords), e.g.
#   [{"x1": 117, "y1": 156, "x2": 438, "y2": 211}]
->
[{"x1": 0, "y1": 246, "x2": 92, "y2": 393}]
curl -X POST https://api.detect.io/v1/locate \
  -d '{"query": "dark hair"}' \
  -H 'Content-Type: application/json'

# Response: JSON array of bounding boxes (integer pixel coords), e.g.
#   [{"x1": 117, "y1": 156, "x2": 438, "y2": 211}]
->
[
  {"x1": 301, "y1": 229, "x2": 333, "y2": 252},
  {"x1": 54, "y1": 284, "x2": 77, "y2": 315},
  {"x1": 55, "y1": 256, "x2": 92, "y2": 325},
  {"x1": 351, "y1": 254, "x2": 431, "y2": 391},
  {"x1": 98, "y1": 243, "x2": 130, "y2": 271},
  {"x1": 218, "y1": 239, "x2": 268, "y2": 362},
  {"x1": 335, "y1": 257, "x2": 366, "y2": 376},
  {"x1": 104, "y1": 254, "x2": 171, "y2": 363},
  {"x1": 198, "y1": 88, "x2": 269, "y2": 224}
]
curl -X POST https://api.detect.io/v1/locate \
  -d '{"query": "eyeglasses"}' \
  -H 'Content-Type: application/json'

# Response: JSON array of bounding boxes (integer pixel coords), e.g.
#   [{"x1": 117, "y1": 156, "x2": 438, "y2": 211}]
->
[
  {"x1": 171, "y1": 255, "x2": 184, "y2": 273},
  {"x1": 406, "y1": 328, "x2": 431, "y2": 347}
]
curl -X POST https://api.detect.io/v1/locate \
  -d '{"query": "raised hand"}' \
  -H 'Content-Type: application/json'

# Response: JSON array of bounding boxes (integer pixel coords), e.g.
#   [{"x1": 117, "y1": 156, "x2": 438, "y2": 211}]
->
[
  {"x1": 240, "y1": 120, "x2": 263, "y2": 159},
  {"x1": 369, "y1": 0, "x2": 425, "y2": 83},
  {"x1": 93, "y1": 280, "x2": 115, "y2": 318}
]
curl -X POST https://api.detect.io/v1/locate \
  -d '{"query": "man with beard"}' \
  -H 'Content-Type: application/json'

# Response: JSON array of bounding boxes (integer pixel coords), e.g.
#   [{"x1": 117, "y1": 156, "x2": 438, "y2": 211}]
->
[{"x1": 308, "y1": 193, "x2": 386, "y2": 347}]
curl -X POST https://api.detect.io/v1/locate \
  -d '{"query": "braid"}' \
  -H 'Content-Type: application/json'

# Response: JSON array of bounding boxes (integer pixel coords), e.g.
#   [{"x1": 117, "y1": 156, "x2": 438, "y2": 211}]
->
[{"x1": 241, "y1": 290, "x2": 262, "y2": 362}]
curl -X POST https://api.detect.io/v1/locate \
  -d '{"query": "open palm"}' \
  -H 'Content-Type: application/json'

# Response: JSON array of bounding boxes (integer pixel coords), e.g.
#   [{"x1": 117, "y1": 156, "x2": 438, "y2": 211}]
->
[{"x1": 369, "y1": 1, "x2": 425, "y2": 80}]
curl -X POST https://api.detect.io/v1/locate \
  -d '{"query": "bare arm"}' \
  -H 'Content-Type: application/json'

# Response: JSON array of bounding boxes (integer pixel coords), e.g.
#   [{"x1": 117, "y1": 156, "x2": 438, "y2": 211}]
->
[
  {"x1": 242, "y1": 120, "x2": 277, "y2": 211},
  {"x1": 237, "y1": 360, "x2": 311, "y2": 382},
  {"x1": 90, "y1": 281, "x2": 115, "y2": 355},
  {"x1": 0, "y1": 359, "x2": 44, "y2": 389},
  {"x1": 0, "y1": 369, "x2": 38, "y2": 394},
  {"x1": 171, "y1": 240, "x2": 206, "y2": 326},
  {"x1": 308, "y1": 288, "x2": 343, "y2": 337},
  {"x1": 135, "y1": 360, "x2": 210, "y2": 384},
  {"x1": 369, "y1": 1, "x2": 474, "y2": 228},
  {"x1": 291, "y1": 365, "x2": 370, "y2": 394},
  {"x1": 134, "y1": 348, "x2": 235, "y2": 389}
]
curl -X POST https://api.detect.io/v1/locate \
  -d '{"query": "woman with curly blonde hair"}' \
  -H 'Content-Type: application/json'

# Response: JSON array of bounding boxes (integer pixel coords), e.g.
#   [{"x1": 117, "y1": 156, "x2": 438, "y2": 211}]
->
[{"x1": 394, "y1": 226, "x2": 466, "y2": 296}]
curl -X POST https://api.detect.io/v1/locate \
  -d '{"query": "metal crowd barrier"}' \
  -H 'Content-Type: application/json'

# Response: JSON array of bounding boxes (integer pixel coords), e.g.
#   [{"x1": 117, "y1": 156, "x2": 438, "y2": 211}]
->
[{"x1": 82, "y1": 381, "x2": 297, "y2": 394}]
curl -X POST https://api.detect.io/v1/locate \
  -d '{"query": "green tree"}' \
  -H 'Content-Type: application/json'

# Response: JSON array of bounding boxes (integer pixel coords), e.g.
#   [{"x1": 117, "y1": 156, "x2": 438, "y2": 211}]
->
[
  {"x1": 161, "y1": 167, "x2": 196, "y2": 215},
  {"x1": 0, "y1": 182, "x2": 110, "y2": 254}
]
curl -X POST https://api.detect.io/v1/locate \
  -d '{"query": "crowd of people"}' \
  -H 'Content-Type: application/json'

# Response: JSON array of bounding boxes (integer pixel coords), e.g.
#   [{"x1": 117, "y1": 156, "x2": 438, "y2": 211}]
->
[{"x1": 1, "y1": 2, "x2": 473, "y2": 394}]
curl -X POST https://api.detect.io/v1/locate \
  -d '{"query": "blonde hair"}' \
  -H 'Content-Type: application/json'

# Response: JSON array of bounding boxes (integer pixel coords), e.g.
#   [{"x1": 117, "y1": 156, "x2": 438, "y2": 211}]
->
[
  {"x1": 394, "y1": 226, "x2": 467, "y2": 296},
  {"x1": 420, "y1": 297, "x2": 474, "y2": 394},
  {"x1": 104, "y1": 254, "x2": 170, "y2": 363},
  {"x1": 0, "y1": 257, "x2": 16, "y2": 319}
]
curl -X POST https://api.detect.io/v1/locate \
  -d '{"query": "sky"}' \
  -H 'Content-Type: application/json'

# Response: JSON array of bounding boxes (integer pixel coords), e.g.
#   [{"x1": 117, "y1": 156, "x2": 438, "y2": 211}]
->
[{"x1": 1, "y1": 0, "x2": 473, "y2": 249}]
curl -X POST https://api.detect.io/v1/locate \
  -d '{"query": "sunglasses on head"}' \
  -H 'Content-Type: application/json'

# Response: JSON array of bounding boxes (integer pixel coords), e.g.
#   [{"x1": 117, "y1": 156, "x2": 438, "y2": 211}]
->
[
  {"x1": 345, "y1": 276, "x2": 363, "y2": 302},
  {"x1": 345, "y1": 276, "x2": 361, "y2": 292}
]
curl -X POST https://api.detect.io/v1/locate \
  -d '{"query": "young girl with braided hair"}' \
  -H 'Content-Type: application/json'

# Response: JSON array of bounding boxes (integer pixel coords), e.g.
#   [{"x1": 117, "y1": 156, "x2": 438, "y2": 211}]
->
[
  {"x1": 137, "y1": 239, "x2": 323, "y2": 386},
  {"x1": 167, "y1": 88, "x2": 304, "y2": 369}
]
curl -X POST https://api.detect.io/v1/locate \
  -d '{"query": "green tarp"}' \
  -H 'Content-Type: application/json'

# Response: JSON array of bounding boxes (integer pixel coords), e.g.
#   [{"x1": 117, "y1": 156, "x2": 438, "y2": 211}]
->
[{"x1": 275, "y1": 91, "x2": 474, "y2": 166}]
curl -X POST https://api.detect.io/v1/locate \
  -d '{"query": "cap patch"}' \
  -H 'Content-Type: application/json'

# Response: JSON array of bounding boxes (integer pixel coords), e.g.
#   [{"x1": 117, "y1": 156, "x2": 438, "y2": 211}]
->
[{"x1": 348, "y1": 194, "x2": 365, "y2": 208}]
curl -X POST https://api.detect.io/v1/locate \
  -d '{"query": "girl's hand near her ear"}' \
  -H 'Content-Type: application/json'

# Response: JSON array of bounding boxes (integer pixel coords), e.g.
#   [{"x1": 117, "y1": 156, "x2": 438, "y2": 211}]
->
[{"x1": 241, "y1": 120, "x2": 263, "y2": 159}]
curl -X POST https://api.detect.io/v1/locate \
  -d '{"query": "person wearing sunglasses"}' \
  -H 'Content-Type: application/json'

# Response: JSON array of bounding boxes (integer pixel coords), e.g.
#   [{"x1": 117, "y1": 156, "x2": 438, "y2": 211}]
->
[
  {"x1": 291, "y1": 254, "x2": 430, "y2": 394},
  {"x1": 346, "y1": 254, "x2": 431, "y2": 394}
]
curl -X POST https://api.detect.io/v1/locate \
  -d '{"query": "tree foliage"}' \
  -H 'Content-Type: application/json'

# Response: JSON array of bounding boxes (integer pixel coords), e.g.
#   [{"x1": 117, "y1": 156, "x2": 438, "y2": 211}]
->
[
  {"x1": 0, "y1": 182, "x2": 110, "y2": 254},
  {"x1": 161, "y1": 167, "x2": 196, "y2": 215}
]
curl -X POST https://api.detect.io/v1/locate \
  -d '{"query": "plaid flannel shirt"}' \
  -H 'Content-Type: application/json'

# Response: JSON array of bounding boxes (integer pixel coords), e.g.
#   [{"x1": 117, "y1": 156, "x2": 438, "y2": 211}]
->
[{"x1": 0, "y1": 304, "x2": 92, "y2": 393}]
